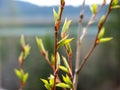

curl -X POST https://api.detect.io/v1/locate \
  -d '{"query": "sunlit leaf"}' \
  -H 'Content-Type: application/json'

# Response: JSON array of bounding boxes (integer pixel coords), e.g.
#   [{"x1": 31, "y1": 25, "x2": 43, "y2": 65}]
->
[
  {"x1": 49, "y1": 75, "x2": 54, "y2": 87},
  {"x1": 36, "y1": 37, "x2": 46, "y2": 53},
  {"x1": 98, "y1": 27, "x2": 105, "y2": 39},
  {"x1": 41, "y1": 78, "x2": 48, "y2": 84},
  {"x1": 41, "y1": 78, "x2": 50, "y2": 89},
  {"x1": 65, "y1": 43, "x2": 72, "y2": 56},
  {"x1": 51, "y1": 54, "x2": 55, "y2": 65},
  {"x1": 56, "y1": 83, "x2": 71, "y2": 89},
  {"x1": 14, "y1": 69, "x2": 22, "y2": 80},
  {"x1": 59, "y1": 65, "x2": 69, "y2": 73},
  {"x1": 61, "y1": 19, "x2": 72, "y2": 38},
  {"x1": 99, "y1": 15, "x2": 105, "y2": 26},
  {"x1": 65, "y1": 75, "x2": 72, "y2": 86},
  {"x1": 62, "y1": 74, "x2": 72, "y2": 86},
  {"x1": 57, "y1": 36, "x2": 74, "y2": 49},
  {"x1": 62, "y1": 56, "x2": 70, "y2": 69},
  {"x1": 56, "y1": 52, "x2": 61, "y2": 66},
  {"x1": 58, "y1": 6, "x2": 61, "y2": 19},
  {"x1": 23, "y1": 73, "x2": 29, "y2": 83},
  {"x1": 24, "y1": 44, "x2": 31, "y2": 59},
  {"x1": 90, "y1": 4, "x2": 98, "y2": 14},
  {"x1": 53, "y1": 8, "x2": 58, "y2": 22},
  {"x1": 98, "y1": 37, "x2": 113, "y2": 43}
]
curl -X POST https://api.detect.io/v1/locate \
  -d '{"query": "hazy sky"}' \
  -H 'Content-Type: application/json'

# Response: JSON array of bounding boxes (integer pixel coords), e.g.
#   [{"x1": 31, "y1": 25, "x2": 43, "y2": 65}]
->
[{"x1": 17, "y1": 0, "x2": 111, "y2": 6}]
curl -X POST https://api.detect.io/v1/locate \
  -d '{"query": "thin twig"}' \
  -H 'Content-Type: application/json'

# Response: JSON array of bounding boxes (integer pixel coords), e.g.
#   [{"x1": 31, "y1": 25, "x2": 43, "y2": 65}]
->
[{"x1": 73, "y1": 0, "x2": 85, "y2": 90}]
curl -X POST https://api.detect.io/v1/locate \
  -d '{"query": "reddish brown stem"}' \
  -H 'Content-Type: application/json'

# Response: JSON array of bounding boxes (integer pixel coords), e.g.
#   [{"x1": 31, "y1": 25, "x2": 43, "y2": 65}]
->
[{"x1": 53, "y1": 1, "x2": 65, "y2": 90}]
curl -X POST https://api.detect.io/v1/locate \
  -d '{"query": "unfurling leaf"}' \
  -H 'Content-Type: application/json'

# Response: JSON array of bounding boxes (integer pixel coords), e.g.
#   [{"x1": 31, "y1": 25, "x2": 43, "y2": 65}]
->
[
  {"x1": 41, "y1": 78, "x2": 50, "y2": 89},
  {"x1": 41, "y1": 78, "x2": 49, "y2": 85},
  {"x1": 53, "y1": 8, "x2": 58, "y2": 22},
  {"x1": 58, "y1": 6, "x2": 61, "y2": 18},
  {"x1": 62, "y1": 56, "x2": 70, "y2": 69},
  {"x1": 62, "y1": 74, "x2": 72, "y2": 86},
  {"x1": 24, "y1": 44, "x2": 31, "y2": 59},
  {"x1": 98, "y1": 27, "x2": 105, "y2": 39},
  {"x1": 56, "y1": 83, "x2": 71, "y2": 89},
  {"x1": 90, "y1": 4, "x2": 98, "y2": 14},
  {"x1": 61, "y1": 19, "x2": 72, "y2": 38},
  {"x1": 56, "y1": 52, "x2": 61, "y2": 66},
  {"x1": 59, "y1": 65, "x2": 69, "y2": 73},
  {"x1": 65, "y1": 43, "x2": 72, "y2": 56},
  {"x1": 14, "y1": 69, "x2": 22, "y2": 80},
  {"x1": 97, "y1": 37, "x2": 113, "y2": 43},
  {"x1": 41, "y1": 75, "x2": 54, "y2": 90},
  {"x1": 99, "y1": 15, "x2": 105, "y2": 26},
  {"x1": 36, "y1": 37, "x2": 46, "y2": 54},
  {"x1": 57, "y1": 36, "x2": 74, "y2": 49},
  {"x1": 51, "y1": 54, "x2": 55, "y2": 65},
  {"x1": 23, "y1": 73, "x2": 29, "y2": 83},
  {"x1": 48, "y1": 75, "x2": 54, "y2": 87}
]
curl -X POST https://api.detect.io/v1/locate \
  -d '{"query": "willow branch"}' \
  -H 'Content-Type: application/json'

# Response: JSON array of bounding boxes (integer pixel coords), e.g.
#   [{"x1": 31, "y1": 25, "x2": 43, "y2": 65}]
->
[
  {"x1": 73, "y1": 0, "x2": 106, "y2": 90},
  {"x1": 76, "y1": 0, "x2": 114, "y2": 75},
  {"x1": 53, "y1": 0, "x2": 65, "y2": 90}
]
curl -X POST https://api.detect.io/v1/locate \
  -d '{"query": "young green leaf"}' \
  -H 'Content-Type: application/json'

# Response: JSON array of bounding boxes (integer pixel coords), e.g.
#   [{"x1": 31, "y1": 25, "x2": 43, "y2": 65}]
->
[
  {"x1": 65, "y1": 74, "x2": 72, "y2": 86},
  {"x1": 36, "y1": 37, "x2": 46, "y2": 53},
  {"x1": 99, "y1": 15, "x2": 105, "y2": 26},
  {"x1": 98, "y1": 27, "x2": 105, "y2": 39},
  {"x1": 61, "y1": 19, "x2": 72, "y2": 38},
  {"x1": 41, "y1": 78, "x2": 49, "y2": 86},
  {"x1": 23, "y1": 73, "x2": 29, "y2": 83},
  {"x1": 57, "y1": 37, "x2": 74, "y2": 49},
  {"x1": 62, "y1": 74, "x2": 72, "y2": 86},
  {"x1": 62, "y1": 56, "x2": 70, "y2": 69},
  {"x1": 14, "y1": 69, "x2": 22, "y2": 80},
  {"x1": 51, "y1": 54, "x2": 55, "y2": 65},
  {"x1": 59, "y1": 65, "x2": 69, "y2": 73},
  {"x1": 90, "y1": 4, "x2": 98, "y2": 14},
  {"x1": 41, "y1": 78, "x2": 51, "y2": 90},
  {"x1": 53, "y1": 8, "x2": 58, "y2": 22},
  {"x1": 56, "y1": 83, "x2": 71, "y2": 89},
  {"x1": 65, "y1": 43, "x2": 72, "y2": 56},
  {"x1": 58, "y1": 6, "x2": 61, "y2": 19},
  {"x1": 48, "y1": 75, "x2": 54, "y2": 88},
  {"x1": 98, "y1": 37, "x2": 113, "y2": 43},
  {"x1": 56, "y1": 52, "x2": 61, "y2": 66},
  {"x1": 24, "y1": 44, "x2": 31, "y2": 59}
]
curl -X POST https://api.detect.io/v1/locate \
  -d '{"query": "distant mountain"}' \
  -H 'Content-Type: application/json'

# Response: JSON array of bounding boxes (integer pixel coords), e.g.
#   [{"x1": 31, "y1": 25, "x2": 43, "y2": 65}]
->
[{"x1": 0, "y1": 0, "x2": 108, "y2": 25}]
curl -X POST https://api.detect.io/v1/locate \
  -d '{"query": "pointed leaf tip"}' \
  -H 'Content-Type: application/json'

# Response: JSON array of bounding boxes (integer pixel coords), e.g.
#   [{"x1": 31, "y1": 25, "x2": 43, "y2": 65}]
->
[{"x1": 98, "y1": 37, "x2": 113, "y2": 43}]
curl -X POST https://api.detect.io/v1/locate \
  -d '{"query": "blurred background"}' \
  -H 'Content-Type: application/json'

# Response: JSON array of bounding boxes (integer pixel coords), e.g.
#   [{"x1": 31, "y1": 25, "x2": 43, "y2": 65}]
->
[{"x1": 0, "y1": 0, "x2": 120, "y2": 90}]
